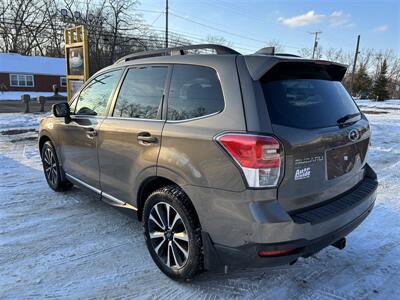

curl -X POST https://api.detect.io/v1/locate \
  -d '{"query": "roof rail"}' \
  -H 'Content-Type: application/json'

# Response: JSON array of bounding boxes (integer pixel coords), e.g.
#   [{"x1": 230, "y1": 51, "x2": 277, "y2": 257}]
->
[{"x1": 115, "y1": 44, "x2": 240, "y2": 64}]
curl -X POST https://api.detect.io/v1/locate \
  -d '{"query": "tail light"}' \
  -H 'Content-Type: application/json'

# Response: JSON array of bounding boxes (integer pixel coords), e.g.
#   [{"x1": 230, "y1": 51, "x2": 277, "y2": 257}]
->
[{"x1": 216, "y1": 133, "x2": 283, "y2": 188}]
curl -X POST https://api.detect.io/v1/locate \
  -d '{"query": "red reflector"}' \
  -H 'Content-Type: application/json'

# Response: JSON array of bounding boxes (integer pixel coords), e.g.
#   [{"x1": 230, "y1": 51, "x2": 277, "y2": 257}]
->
[
  {"x1": 258, "y1": 248, "x2": 297, "y2": 257},
  {"x1": 217, "y1": 134, "x2": 280, "y2": 168}
]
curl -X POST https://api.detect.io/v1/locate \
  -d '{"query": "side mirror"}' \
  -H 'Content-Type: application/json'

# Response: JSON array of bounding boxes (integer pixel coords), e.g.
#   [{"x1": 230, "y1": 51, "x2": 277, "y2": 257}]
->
[{"x1": 53, "y1": 102, "x2": 71, "y2": 123}]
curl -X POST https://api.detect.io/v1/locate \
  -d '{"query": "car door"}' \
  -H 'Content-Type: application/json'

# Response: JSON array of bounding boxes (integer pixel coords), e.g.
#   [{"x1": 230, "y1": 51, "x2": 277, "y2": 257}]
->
[
  {"x1": 58, "y1": 69, "x2": 124, "y2": 191},
  {"x1": 157, "y1": 64, "x2": 246, "y2": 191},
  {"x1": 97, "y1": 65, "x2": 169, "y2": 206}
]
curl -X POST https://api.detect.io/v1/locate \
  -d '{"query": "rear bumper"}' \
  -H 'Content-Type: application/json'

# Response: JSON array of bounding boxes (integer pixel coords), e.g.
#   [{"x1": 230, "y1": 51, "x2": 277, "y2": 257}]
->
[
  {"x1": 197, "y1": 164, "x2": 378, "y2": 270},
  {"x1": 204, "y1": 201, "x2": 374, "y2": 269}
]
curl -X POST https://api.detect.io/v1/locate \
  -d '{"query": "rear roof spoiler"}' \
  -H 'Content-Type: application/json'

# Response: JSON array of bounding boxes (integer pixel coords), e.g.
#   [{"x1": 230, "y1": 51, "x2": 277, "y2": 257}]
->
[{"x1": 244, "y1": 55, "x2": 348, "y2": 81}]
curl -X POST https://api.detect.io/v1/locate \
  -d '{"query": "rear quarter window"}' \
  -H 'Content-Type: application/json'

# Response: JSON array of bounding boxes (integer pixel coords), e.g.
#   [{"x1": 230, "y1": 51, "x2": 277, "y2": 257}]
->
[{"x1": 167, "y1": 65, "x2": 224, "y2": 121}]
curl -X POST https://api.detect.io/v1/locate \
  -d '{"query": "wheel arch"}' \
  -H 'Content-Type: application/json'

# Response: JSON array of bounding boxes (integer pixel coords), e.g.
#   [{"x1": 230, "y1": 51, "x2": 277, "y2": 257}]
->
[
  {"x1": 39, "y1": 134, "x2": 52, "y2": 157},
  {"x1": 136, "y1": 176, "x2": 199, "y2": 225}
]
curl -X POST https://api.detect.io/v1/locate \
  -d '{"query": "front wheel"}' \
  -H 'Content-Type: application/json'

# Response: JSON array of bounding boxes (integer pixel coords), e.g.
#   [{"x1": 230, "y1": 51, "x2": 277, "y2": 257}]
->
[
  {"x1": 143, "y1": 185, "x2": 203, "y2": 280},
  {"x1": 41, "y1": 141, "x2": 72, "y2": 191}
]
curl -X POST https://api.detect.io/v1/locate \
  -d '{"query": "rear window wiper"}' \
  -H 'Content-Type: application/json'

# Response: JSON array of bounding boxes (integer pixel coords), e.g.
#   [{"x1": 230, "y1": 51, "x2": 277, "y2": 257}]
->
[{"x1": 337, "y1": 113, "x2": 361, "y2": 125}]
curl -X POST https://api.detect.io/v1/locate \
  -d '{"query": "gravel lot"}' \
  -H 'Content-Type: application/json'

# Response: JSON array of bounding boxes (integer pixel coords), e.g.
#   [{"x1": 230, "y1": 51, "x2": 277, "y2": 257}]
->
[{"x1": 0, "y1": 105, "x2": 399, "y2": 299}]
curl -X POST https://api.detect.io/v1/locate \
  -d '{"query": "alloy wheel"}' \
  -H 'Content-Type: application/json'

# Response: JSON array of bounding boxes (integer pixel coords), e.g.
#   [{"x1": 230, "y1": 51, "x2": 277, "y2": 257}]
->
[
  {"x1": 43, "y1": 147, "x2": 58, "y2": 186},
  {"x1": 148, "y1": 202, "x2": 190, "y2": 269}
]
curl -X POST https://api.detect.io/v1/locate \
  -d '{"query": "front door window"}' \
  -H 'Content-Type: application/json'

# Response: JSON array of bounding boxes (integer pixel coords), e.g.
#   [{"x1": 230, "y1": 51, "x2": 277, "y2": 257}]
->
[{"x1": 75, "y1": 69, "x2": 123, "y2": 116}]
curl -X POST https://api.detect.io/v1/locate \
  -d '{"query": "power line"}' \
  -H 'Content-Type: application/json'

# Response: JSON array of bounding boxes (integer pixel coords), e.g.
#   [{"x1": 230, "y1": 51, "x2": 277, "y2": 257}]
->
[
  {"x1": 159, "y1": 31, "x2": 254, "y2": 52},
  {"x1": 2, "y1": 7, "x2": 307, "y2": 51},
  {"x1": 169, "y1": 12, "x2": 266, "y2": 45},
  {"x1": 168, "y1": 11, "x2": 305, "y2": 50},
  {"x1": 148, "y1": 26, "x2": 256, "y2": 52},
  {"x1": 0, "y1": 18, "x2": 211, "y2": 51},
  {"x1": 0, "y1": 25, "x2": 190, "y2": 50},
  {"x1": 0, "y1": 12, "x2": 272, "y2": 49},
  {"x1": 0, "y1": 18, "x2": 291, "y2": 54},
  {"x1": 1, "y1": 13, "x2": 304, "y2": 55},
  {"x1": 149, "y1": 12, "x2": 164, "y2": 26}
]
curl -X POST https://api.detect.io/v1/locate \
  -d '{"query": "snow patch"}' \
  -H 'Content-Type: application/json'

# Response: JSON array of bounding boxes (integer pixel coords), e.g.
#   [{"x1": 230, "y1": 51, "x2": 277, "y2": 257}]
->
[{"x1": 0, "y1": 113, "x2": 44, "y2": 131}]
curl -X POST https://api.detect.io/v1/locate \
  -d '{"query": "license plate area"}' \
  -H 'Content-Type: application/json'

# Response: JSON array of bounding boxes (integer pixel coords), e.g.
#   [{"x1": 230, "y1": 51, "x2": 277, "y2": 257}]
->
[{"x1": 327, "y1": 139, "x2": 369, "y2": 180}]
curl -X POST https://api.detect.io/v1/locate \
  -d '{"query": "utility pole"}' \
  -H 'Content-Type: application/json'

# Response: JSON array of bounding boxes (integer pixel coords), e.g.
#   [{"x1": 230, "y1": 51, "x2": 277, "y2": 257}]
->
[
  {"x1": 309, "y1": 31, "x2": 322, "y2": 59},
  {"x1": 165, "y1": 0, "x2": 169, "y2": 48},
  {"x1": 350, "y1": 34, "x2": 361, "y2": 96}
]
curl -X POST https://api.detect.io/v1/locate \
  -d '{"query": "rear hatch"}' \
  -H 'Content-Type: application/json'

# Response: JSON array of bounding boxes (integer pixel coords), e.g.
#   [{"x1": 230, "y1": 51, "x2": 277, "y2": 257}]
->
[{"x1": 259, "y1": 61, "x2": 370, "y2": 212}]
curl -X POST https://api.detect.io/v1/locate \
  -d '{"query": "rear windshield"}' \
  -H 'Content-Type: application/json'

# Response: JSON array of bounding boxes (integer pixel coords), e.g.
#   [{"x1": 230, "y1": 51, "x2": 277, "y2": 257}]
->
[{"x1": 261, "y1": 79, "x2": 360, "y2": 129}]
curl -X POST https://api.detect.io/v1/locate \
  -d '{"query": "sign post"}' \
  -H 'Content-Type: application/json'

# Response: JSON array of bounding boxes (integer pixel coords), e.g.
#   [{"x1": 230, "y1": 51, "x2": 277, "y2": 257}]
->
[{"x1": 64, "y1": 26, "x2": 89, "y2": 101}]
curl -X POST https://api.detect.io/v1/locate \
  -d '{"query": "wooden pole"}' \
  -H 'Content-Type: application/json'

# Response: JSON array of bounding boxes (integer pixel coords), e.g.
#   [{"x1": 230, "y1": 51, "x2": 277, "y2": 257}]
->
[{"x1": 350, "y1": 35, "x2": 361, "y2": 96}]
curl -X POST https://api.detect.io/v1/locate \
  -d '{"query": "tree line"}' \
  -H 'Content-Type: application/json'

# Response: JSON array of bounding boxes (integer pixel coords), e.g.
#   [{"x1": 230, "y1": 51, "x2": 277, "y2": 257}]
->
[
  {"x1": 0, "y1": 0, "x2": 192, "y2": 74},
  {"x1": 1, "y1": 0, "x2": 398, "y2": 100},
  {"x1": 285, "y1": 44, "x2": 399, "y2": 100}
]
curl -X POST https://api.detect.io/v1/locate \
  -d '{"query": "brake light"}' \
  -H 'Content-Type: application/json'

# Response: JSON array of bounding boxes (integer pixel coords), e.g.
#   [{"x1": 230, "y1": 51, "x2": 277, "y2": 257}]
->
[{"x1": 216, "y1": 134, "x2": 282, "y2": 188}]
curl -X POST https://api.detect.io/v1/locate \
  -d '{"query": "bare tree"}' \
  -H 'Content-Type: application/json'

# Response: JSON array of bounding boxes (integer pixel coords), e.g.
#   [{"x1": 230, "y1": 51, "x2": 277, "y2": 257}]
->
[
  {"x1": 266, "y1": 39, "x2": 285, "y2": 53},
  {"x1": 2, "y1": 0, "x2": 397, "y2": 98},
  {"x1": 298, "y1": 45, "x2": 323, "y2": 59},
  {"x1": 0, "y1": 0, "x2": 49, "y2": 54},
  {"x1": 205, "y1": 35, "x2": 233, "y2": 47},
  {"x1": 107, "y1": 0, "x2": 135, "y2": 64}
]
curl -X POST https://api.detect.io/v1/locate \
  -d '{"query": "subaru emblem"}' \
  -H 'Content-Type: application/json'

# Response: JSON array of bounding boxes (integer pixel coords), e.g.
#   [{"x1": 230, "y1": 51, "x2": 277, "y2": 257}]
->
[{"x1": 348, "y1": 129, "x2": 360, "y2": 142}]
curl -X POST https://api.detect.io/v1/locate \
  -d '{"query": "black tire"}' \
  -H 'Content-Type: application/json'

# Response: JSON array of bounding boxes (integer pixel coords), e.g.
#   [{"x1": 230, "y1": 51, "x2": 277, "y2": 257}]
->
[
  {"x1": 143, "y1": 185, "x2": 203, "y2": 280},
  {"x1": 41, "y1": 141, "x2": 73, "y2": 191}
]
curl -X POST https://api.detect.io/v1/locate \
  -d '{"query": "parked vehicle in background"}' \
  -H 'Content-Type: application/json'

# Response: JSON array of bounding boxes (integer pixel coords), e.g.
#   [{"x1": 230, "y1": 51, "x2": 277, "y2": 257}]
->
[{"x1": 39, "y1": 44, "x2": 377, "y2": 280}]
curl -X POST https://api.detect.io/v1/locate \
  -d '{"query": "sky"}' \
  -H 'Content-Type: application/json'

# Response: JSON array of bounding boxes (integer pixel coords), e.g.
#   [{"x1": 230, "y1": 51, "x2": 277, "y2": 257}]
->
[{"x1": 139, "y1": 0, "x2": 400, "y2": 55}]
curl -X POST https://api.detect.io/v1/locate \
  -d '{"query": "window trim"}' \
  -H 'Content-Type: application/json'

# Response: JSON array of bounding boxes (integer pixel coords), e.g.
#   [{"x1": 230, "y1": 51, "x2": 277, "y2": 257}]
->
[
  {"x1": 73, "y1": 68, "x2": 124, "y2": 116},
  {"x1": 108, "y1": 64, "x2": 171, "y2": 121},
  {"x1": 164, "y1": 64, "x2": 225, "y2": 123},
  {"x1": 60, "y1": 76, "x2": 67, "y2": 87},
  {"x1": 10, "y1": 74, "x2": 34, "y2": 87},
  {"x1": 166, "y1": 110, "x2": 222, "y2": 123}
]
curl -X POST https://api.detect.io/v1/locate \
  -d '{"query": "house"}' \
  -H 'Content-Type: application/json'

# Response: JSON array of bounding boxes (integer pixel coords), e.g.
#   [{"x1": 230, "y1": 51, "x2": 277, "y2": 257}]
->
[{"x1": 0, "y1": 53, "x2": 67, "y2": 100}]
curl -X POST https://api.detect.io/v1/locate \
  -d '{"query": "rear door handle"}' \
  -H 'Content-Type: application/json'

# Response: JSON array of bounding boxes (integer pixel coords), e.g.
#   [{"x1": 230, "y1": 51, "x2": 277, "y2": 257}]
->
[
  {"x1": 86, "y1": 128, "x2": 97, "y2": 139},
  {"x1": 137, "y1": 132, "x2": 158, "y2": 144}
]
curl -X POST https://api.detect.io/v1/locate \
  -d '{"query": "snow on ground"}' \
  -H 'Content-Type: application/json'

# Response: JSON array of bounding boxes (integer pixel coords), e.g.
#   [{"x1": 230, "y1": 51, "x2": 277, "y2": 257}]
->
[
  {"x1": 355, "y1": 99, "x2": 400, "y2": 113},
  {"x1": 0, "y1": 102, "x2": 399, "y2": 299},
  {"x1": 0, "y1": 113, "x2": 45, "y2": 131},
  {"x1": 0, "y1": 92, "x2": 67, "y2": 101}
]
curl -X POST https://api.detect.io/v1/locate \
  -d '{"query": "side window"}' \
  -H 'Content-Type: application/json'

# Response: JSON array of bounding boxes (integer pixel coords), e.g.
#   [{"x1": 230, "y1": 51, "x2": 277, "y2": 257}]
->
[
  {"x1": 167, "y1": 65, "x2": 224, "y2": 121},
  {"x1": 75, "y1": 69, "x2": 122, "y2": 116},
  {"x1": 113, "y1": 66, "x2": 168, "y2": 119}
]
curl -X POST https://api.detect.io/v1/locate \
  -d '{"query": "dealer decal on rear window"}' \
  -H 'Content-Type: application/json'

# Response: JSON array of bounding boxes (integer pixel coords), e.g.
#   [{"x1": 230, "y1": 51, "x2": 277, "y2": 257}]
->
[{"x1": 295, "y1": 167, "x2": 311, "y2": 180}]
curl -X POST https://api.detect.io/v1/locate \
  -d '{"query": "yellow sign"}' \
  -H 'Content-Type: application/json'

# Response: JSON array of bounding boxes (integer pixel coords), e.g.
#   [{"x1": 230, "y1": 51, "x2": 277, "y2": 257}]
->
[{"x1": 64, "y1": 26, "x2": 89, "y2": 100}]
